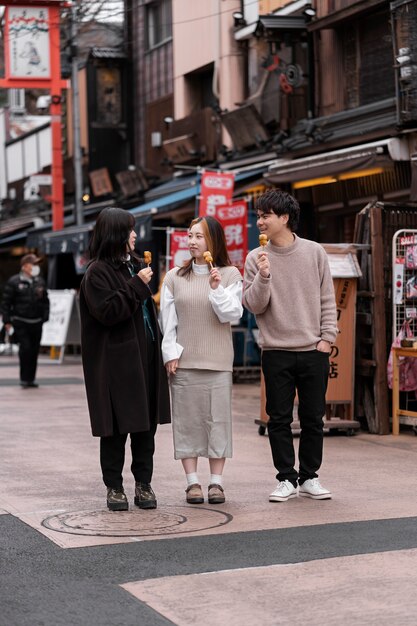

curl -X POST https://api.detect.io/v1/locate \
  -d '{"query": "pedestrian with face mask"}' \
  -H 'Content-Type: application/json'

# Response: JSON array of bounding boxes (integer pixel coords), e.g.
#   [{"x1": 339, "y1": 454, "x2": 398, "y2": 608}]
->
[{"x1": 1, "y1": 254, "x2": 50, "y2": 388}]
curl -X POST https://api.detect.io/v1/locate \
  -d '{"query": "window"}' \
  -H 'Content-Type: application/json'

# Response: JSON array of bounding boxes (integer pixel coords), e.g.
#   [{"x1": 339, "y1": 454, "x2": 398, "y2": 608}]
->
[
  {"x1": 8, "y1": 89, "x2": 25, "y2": 114},
  {"x1": 342, "y1": 11, "x2": 395, "y2": 108},
  {"x1": 96, "y1": 67, "x2": 122, "y2": 125},
  {"x1": 184, "y1": 64, "x2": 216, "y2": 112},
  {"x1": 146, "y1": 0, "x2": 172, "y2": 49}
]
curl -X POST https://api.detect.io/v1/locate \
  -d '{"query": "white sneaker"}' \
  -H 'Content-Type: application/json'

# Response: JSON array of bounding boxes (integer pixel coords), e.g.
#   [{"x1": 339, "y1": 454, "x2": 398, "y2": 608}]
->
[
  {"x1": 299, "y1": 478, "x2": 332, "y2": 500},
  {"x1": 269, "y1": 480, "x2": 298, "y2": 502}
]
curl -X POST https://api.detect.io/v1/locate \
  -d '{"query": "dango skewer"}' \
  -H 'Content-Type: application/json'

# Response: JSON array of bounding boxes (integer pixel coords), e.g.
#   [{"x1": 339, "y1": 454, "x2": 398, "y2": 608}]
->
[
  {"x1": 143, "y1": 251, "x2": 152, "y2": 267},
  {"x1": 203, "y1": 251, "x2": 214, "y2": 270}
]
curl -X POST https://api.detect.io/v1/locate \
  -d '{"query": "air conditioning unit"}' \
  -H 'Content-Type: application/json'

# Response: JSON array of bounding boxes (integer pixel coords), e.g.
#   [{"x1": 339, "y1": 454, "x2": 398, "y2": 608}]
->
[
  {"x1": 8, "y1": 89, "x2": 26, "y2": 115},
  {"x1": 151, "y1": 131, "x2": 162, "y2": 147}
]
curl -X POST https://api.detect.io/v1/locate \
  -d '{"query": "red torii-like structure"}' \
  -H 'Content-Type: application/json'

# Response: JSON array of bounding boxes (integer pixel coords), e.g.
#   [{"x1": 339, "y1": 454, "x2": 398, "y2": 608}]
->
[{"x1": 0, "y1": 1, "x2": 69, "y2": 231}]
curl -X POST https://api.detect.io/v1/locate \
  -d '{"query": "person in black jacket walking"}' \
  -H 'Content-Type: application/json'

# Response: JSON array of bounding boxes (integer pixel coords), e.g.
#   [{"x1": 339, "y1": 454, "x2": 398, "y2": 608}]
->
[{"x1": 1, "y1": 254, "x2": 49, "y2": 388}]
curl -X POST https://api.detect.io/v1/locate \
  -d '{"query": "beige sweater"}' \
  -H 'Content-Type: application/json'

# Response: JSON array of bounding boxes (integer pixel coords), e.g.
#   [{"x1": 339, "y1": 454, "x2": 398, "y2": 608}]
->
[
  {"x1": 243, "y1": 235, "x2": 337, "y2": 351},
  {"x1": 163, "y1": 265, "x2": 242, "y2": 371}
]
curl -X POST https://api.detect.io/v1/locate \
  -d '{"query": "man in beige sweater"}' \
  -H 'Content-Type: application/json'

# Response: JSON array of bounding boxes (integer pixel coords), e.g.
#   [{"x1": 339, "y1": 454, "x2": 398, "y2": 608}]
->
[{"x1": 243, "y1": 190, "x2": 337, "y2": 502}]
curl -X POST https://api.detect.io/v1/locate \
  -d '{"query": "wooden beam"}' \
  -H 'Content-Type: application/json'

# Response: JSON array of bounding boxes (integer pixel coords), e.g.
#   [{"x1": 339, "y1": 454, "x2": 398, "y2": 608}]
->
[
  {"x1": 370, "y1": 205, "x2": 390, "y2": 434},
  {"x1": 307, "y1": 0, "x2": 387, "y2": 31}
]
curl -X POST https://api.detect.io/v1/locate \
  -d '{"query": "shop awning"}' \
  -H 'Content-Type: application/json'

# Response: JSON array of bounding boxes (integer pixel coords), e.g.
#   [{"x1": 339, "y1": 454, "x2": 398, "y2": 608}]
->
[
  {"x1": 130, "y1": 178, "x2": 199, "y2": 216},
  {"x1": 0, "y1": 199, "x2": 116, "y2": 249},
  {"x1": 0, "y1": 163, "x2": 276, "y2": 250},
  {"x1": 129, "y1": 166, "x2": 273, "y2": 216},
  {"x1": 34, "y1": 214, "x2": 153, "y2": 255},
  {"x1": 264, "y1": 138, "x2": 409, "y2": 185},
  {"x1": 234, "y1": 5, "x2": 308, "y2": 41},
  {"x1": 37, "y1": 223, "x2": 95, "y2": 255}
]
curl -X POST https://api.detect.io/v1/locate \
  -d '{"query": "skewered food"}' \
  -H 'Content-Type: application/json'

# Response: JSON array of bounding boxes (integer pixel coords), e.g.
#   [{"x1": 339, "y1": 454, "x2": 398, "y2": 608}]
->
[
  {"x1": 203, "y1": 251, "x2": 214, "y2": 268},
  {"x1": 143, "y1": 251, "x2": 152, "y2": 266},
  {"x1": 259, "y1": 234, "x2": 268, "y2": 247}
]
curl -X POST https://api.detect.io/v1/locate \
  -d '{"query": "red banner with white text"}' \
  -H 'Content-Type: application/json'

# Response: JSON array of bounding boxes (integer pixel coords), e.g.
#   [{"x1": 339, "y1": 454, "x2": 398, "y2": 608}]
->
[
  {"x1": 169, "y1": 230, "x2": 190, "y2": 269},
  {"x1": 199, "y1": 171, "x2": 235, "y2": 216},
  {"x1": 211, "y1": 199, "x2": 248, "y2": 274}
]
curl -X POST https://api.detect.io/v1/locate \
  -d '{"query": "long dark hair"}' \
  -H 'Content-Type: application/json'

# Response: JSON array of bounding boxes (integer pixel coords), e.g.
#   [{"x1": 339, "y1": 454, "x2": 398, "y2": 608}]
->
[
  {"x1": 89, "y1": 207, "x2": 137, "y2": 264},
  {"x1": 178, "y1": 216, "x2": 231, "y2": 278}
]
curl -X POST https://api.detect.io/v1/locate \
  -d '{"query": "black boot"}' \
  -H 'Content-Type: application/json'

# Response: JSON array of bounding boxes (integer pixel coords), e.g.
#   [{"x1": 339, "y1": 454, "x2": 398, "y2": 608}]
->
[
  {"x1": 107, "y1": 487, "x2": 128, "y2": 511},
  {"x1": 134, "y1": 482, "x2": 157, "y2": 509}
]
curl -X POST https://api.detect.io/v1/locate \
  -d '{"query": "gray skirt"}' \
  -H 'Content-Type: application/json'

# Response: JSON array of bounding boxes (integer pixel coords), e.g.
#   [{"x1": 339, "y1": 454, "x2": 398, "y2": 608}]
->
[{"x1": 170, "y1": 369, "x2": 233, "y2": 460}]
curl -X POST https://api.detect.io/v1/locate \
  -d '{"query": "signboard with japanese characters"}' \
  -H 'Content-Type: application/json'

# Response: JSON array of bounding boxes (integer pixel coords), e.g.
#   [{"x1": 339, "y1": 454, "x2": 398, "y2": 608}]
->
[
  {"x1": 210, "y1": 199, "x2": 248, "y2": 274},
  {"x1": 6, "y1": 7, "x2": 51, "y2": 79},
  {"x1": 198, "y1": 171, "x2": 235, "y2": 217},
  {"x1": 326, "y1": 279, "x2": 355, "y2": 404},
  {"x1": 168, "y1": 230, "x2": 190, "y2": 269},
  {"x1": 41, "y1": 290, "x2": 80, "y2": 351},
  {"x1": 323, "y1": 249, "x2": 362, "y2": 409},
  {"x1": 89, "y1": 168, "x2": 113, "y2": 197}
]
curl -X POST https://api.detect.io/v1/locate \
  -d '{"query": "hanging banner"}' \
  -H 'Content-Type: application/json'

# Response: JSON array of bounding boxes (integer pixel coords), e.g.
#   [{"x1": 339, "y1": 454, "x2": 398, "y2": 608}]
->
[
  {"x1": 211, "y1": 199, "x2": 248, "y2": 274},
  {"x1": 169, "y1": 230, "x2": 190, "y2": 269},
  {"x1": 199, "y1": 171, "x2": 235, "y2": 216}
]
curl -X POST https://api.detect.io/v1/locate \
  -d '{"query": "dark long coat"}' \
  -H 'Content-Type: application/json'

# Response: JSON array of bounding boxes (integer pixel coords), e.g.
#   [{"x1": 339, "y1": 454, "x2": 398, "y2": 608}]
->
[{"x1": 79, "y1": 259, "x2": 171, "y2": 437}]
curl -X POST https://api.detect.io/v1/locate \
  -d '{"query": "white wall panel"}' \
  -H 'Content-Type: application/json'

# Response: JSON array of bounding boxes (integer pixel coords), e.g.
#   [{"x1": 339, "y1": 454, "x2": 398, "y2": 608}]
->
[
  {"x1": 7, "y1": 143, "x2": 23, "y2": 183},
  {"x1": 244, "y1": 0, "x2": 258, "y2": 24},
  {"x1": 23, "y1": 134, "x2": 39, "y2": 177},
  {"x1": 39, "y1": 126, "x2": 51, "y2": 169}
]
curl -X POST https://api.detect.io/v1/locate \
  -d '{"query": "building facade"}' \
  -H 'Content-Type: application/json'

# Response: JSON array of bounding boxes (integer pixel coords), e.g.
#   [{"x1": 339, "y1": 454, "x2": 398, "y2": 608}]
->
[{"x1": 232, "y1": 0, "x2": 417, "y2": 242}]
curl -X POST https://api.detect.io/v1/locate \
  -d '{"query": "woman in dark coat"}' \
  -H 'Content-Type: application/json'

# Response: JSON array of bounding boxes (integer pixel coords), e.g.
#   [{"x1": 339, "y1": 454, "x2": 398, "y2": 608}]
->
[{"x1": 80, "y1": 207, "x2": 171, "y2": 511}]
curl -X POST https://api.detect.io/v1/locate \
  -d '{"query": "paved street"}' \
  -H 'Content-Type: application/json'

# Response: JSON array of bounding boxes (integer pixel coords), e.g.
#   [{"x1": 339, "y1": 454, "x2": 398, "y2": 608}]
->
[{"x1": 1, "y1": 353, "x2": 417, "y2": 625}]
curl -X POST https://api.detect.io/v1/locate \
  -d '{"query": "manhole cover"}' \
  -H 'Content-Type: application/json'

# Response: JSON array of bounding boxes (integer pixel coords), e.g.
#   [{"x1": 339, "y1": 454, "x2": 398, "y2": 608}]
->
[{"x1": 42, "y1": 506, "x2": 233, "y2": 537}]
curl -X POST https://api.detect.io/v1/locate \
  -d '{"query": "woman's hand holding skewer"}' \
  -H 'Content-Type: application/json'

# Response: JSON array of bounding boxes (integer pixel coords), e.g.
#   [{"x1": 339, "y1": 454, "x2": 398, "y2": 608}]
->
[
  {"x1": 209, "y1": 267, "x2": 221, "y2": 290},
  {"x1": 138, "y1": 267, "x2": 153, "y2": 284}
]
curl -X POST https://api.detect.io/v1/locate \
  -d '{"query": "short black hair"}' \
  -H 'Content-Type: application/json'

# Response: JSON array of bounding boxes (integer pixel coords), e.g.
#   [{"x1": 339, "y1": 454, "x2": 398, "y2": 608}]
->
[{"x1": 255, "y1": 190, "x2": 300, "y2": 231}]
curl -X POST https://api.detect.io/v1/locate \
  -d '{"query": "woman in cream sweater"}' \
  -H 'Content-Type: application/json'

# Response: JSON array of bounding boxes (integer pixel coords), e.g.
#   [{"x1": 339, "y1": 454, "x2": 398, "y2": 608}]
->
[{"x1": 160, "y1": 216, "x2": 243, "y2": 505}]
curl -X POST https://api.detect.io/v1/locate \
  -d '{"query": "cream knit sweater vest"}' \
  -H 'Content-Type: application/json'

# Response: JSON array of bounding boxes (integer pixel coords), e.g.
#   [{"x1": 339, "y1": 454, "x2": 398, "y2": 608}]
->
[{"x1": 164, "y1": 265, "x2": 241, "y2": 371}]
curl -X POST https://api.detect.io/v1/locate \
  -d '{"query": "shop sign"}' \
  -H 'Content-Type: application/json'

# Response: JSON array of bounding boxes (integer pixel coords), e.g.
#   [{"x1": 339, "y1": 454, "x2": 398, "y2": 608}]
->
[{"x1": 199, "y1": 171, "x2": 234, "y2": 216}]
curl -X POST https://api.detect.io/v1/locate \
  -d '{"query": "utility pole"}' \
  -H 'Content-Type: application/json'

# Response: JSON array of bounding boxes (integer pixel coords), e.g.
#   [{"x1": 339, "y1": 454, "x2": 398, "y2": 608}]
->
[{"x1": 71, "y1": 0, "x2": 84, "y2": 225}]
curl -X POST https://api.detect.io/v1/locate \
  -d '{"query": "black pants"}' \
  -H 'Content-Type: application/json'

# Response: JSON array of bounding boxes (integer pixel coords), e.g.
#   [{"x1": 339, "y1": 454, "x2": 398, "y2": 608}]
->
[
  {"x1": 100, "y1": 422, "x2": 157, "y2": 489},
  {"x1": 100, "y1": 330, "x2": 157, "y2": 489},
  {"x1": 13, "y1": 321, "x2": 43, "y2": 384},
  {"x1": 262, "y1": 350, "x2": 330, "y2": 486}
]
